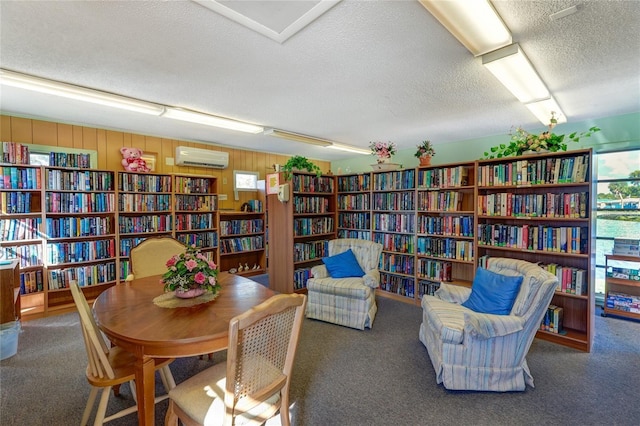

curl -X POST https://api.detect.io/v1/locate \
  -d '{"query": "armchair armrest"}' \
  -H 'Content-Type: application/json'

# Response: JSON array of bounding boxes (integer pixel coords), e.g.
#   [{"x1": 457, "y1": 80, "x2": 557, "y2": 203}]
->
[
  {"x1": 435, "y1": 283, "x2": 471, "y2": 304},
  {"x1": 363, "y1": 269, "x2": 380, "y2": 288},
  {"x1": 463, "y1": 312, "x2": 525, "y2": 340},
  {"x1": 310, "y1": 265, "x2": 329, "y2": 279}
]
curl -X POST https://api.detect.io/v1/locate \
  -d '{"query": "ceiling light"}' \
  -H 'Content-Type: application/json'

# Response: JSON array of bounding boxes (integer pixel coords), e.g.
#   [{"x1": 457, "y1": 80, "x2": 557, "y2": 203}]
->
[
  {"x1": 162, "y1": 107, "x2": 264, "y2": 134},
  {"x1": 0, "y1": 68, "x2": 165, "y2": 115},
  {"x1": 525, "y1": 97, "x2": 567, "y2": 126},
  {"x1": 264, "y1": 129, "x2": 332, "y2": 147},
  {"x1": 326, "y1": 144, "x2": 370, "y2": 155},
  {"x1": 419, "y1": 0, "x2": 512, "y2": 56},
  {"x1": 482, "y1": 43, "x2": 550, "y2": 103}
]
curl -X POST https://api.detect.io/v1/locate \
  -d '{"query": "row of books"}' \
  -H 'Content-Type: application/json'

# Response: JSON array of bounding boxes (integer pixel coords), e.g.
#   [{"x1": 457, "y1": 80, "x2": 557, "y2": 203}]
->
[
  {"x1": 372, "y1": 191, "x2": 415, "y2": 211},
  {"x1": 244, "y1": 199, "x2": 263, "y2": 213},
  {"x1": 219, "y1": 236, "x2": 264, "y2": 254},
  {"x1": 337, "y1": 229, "x2": 371, "y2": 240},
  {"x1": 418, "y1": 280, "x2": 441, "y2": 297},
  {"x1": 417, "y1": 237, "x2": 474, "y2": 262},
  {"x1": 540, "y1": 305, "x2": 564, "y2": 334},
  {"x1": 176, "y1": 232, "x2": 218, "y2": 249},
  {"x1": 1, "y1": 165, "x2": 40, "y2": 189},
  {"x1": 292, "y1": 196, "x2": 331, "y2": 214},
  {"x1": 118, "y1": 214, "x2": 173, "y2": 234},
  {"x1": 1, "y1": 142, "x2": 30, "y2": 165},
  {"x1": 417, "y1": 215, "x2": 474, "y2": 237},
  {"x1": 174, "y1": 176, "x2": 214, "y2": 194},
  {"x1": 175, "y1": 213, "x2": 216, "y2": 231},
  {"x1": 416, "y1": 259, "x2": 452, "y2": 282},
  {"x1": 118, "y1": 173, "x2": 172, "y2": 193},
  {"x1": 380, "y1": 273, "x2": 415, "y2": 298},
  {"x1": 118, "y1": 193, "x2": 171, "y2": 212},
  {"x1": 293, "y1": 216, "x2": 334, "y2": 236},
  {"x1": 1, "y1": 244, "x2": 43, "y2": 268},
  {"x1": 0, "y1": 217, "x2": 42, "y2": 240},
  {"x1": 292, "y1": 175, "x2": 335, "y2": 193},
  {"x1": 47, "y1": 262, "x2": 117, "y2": 290},
  {"x1": 372, "y1": 213, "x2": 415, "y2": 233},
  {"x1": 417, "y1": 165, "x2": 470, "y2": 189},
  {"x1": 606, "y1": 292, "x2": 640, "y2": 314},
  {"x1": 48, "y1": 152, "x2": 91, "y2": 169},
  {"x1": 338, "y1": 212, "x2": 370, "y2": 230},
  {"x1": 373, "y1": 232, "x2": 415, "y2": 254},
  {"x1": 478, "y1": 153, "x2": 590, "y2": 186},
  {"x1": 19, "y1": 270, "x2": 44, "y2": 294},
  {"x1": 219, "y1": 218, "x2": 264, "y2": 236},
  {"x1": 174, "y1": 194, "x2": 217, "y2": 212},
  {"x1": 1, "y1": 191, "x2": 36, "y2": 214},
  {"x1": 293, "y1": 267, "x2": 313, "y2": 290},
  {"x1": 417, "y1": 190, "x2": 464, "y2": 212},
  {"x1": 477, "y1": 224, "x2": 588, "y2": 254},
  {"x1": 45, "y1": 192, "x2": 115, "y2": 213},
  {"x1": 45, "y1": 169, "x2": 113, "y2": 191},
  {"x1": 380, "y1": 252, "x2": 415, "y2": 275},
  {"x1": 337, "y1": 193, "x2": 370, "y2": 210},
  {"x1": 46, "y1": 239, "x2": 116, "y2": 264},
  {"x1": 337, "y1": 174, "x2": 370, "y2": 192},
  {"x1": 45, "y1": 216, "x2": 113, "y2": 238},
  {"x1": 293, "y1": 239, "x2": 329, "y2": 262},
  {"x1": 607, "y1": 265, "x2": 640, "y2": 281},
  {"x1": 372, "y1": 169, "x2": 416, "y2": 191},
  {"x1": 612, "y1": 237, "x2": 640, "y2": 257},
  {"x1": 477, "y1": 191, "x2": 588, "y2": 218},
  {"x1": 540, "y1": 263, "x2": 588, "y2": 295},
  {"x1": 119, "y1": 236, "x2": 147, "y2": 257}
]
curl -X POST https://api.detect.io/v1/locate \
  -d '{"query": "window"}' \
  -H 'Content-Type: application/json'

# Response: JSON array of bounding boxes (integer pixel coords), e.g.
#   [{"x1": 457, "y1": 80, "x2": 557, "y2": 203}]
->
[
  {"x1": 595, "y1": 149, "x2": 640, "y2": 303},
  {"x1": 233, "y1": 170, "x2": 259, "y2": 200}
]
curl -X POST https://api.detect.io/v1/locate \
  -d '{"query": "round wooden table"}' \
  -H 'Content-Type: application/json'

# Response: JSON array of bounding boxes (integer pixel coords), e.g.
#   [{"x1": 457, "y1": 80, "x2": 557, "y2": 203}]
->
[{"x1": 93, "y1": 272, "x2": 275, "y2": 426}]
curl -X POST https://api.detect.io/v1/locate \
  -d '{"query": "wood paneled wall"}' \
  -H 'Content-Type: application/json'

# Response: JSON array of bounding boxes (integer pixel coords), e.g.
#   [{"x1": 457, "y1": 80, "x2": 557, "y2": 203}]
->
[{"x1": 0, "y1": 115, "x2": 330, "y2": 210}]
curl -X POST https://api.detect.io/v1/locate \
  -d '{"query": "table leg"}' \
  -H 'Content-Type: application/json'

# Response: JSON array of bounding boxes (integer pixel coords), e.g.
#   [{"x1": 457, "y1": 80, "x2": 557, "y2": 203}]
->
[{"x1": 135, "y1": 355, "x2": 156, "y2": 426}]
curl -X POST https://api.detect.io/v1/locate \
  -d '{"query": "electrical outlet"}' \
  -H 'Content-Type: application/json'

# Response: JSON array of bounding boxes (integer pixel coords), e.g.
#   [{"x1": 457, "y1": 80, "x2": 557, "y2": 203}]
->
[{"x1": 166, "y1": 157, "x2": 174, "y2": 166}]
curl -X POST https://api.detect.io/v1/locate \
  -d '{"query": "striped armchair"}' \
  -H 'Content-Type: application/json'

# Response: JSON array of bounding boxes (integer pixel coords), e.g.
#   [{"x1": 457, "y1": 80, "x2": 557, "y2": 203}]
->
[
  {"x1": 419, "y1": 257, "x2": 559, "y2": 392},
  {"x1": 306, "y1": 238, "x2": 383, "y2": 330}
]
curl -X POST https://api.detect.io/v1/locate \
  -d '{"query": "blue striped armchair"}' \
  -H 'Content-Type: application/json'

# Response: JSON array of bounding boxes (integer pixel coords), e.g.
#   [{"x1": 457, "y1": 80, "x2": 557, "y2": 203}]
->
[
  {"x1": 306, "y1": 238, "x2": 383, "y2": 330},
  {"x1": 419, "y1": 257, "x2": 559, "y2": 391}
]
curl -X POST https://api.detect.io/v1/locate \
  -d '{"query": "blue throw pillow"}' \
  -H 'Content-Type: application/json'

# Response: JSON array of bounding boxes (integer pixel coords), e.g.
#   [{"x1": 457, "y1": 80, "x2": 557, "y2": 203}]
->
[
  {"x1": 322, "y1": 249, "x2": 365, "y2": 278},
  {"x1": 462, "y1": 267, "x2": 524, "y2": 315}
]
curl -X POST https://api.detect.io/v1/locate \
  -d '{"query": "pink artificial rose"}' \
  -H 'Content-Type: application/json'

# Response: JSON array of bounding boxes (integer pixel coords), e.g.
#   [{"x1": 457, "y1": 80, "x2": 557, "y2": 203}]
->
[
  {"x1": 185, "y1": 259, "x2": 198, "y2": 271},
  {"x1": 208, "y1": 260, "x2": 217, "y2": 269},
  {"x1": 197, "y1": 253, "x2": 207, "y2": 262},
  {"x1": 194, "y1": 272, "x2": 206, "y2": 285},
  {"x1": 166, "y1": 256, "x2": 178, "y2": 267},
  {"x1": 208, "y1": 276, "x2": 217, "y2": 285}
]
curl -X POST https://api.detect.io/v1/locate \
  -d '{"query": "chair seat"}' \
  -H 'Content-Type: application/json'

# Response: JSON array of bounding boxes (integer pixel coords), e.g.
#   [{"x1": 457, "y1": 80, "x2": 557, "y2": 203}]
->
[
  {"x1": 307, "y1": 277, "x2": 372, "y2": 299},
  {"x1": 421, "y1": 296, "x2": 465, "y2": 345}
]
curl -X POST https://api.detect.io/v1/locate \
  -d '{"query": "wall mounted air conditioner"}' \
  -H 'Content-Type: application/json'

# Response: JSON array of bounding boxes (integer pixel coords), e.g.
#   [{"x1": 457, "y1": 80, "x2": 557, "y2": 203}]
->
[{"x1": 175, "y1": 146, "x2": 229, "y2": 169}]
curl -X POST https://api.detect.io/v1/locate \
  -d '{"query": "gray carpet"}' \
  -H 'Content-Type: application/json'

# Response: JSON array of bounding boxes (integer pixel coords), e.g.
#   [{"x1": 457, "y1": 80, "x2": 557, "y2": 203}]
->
[{"x1": 1, "y1": 296, "x2": 639, "y2": 425}]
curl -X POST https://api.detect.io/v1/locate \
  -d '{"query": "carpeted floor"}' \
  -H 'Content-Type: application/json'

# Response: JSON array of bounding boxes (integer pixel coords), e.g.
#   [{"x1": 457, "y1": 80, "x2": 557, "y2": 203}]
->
[{"x1": 1, "y1": 296, "x2": 639, "y2": 425}]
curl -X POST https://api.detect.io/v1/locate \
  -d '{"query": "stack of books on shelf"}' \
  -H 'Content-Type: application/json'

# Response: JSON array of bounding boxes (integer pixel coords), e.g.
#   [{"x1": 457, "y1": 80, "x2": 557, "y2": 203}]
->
[
  {"x1": 540, "y1": 304, "x2": 564, "y2": 334},
  {"x1": 612, "y1": 237, "x2": 640, "y2": 257},
  {"x1": 607, "y1": 264, "x2": 640, "y2": 281},
  {"x1": 1, "y1": 142, "x2": 30, "y2": 165},
  {"x1": 606, "y1": 292, "x2": 640, "y2": 314}
]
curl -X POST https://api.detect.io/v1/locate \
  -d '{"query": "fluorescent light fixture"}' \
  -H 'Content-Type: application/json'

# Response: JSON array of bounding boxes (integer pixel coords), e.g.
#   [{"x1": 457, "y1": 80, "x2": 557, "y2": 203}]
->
[
  {"x1": 482, "y1": 43, "x2": 550, "y2": 103},
  {"x1": 419, "y1": 0, "x2": 512, "y2": 56},
  {"x1": 264, "y1": 128, "x2": 332, "y2": 147},
  {"x1": 326, "y1": 143, "x2": 370, "y2": 155},
  {"x1": 162, "y1": 107, "x2": 264, "y2": 134},
  {"x1": 0, "y1": 68, "x2": 164, "y2": 115},
  {"x1": 525, "y1": 97, "x2": 567, "y2": 126}
]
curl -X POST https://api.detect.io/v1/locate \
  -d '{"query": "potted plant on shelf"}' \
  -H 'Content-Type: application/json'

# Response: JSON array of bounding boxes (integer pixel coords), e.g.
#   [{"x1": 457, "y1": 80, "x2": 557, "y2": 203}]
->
[
  {"x1": 415, "y1": 140, "x2": 436, "y2": 166},
  {"x1": 369, "y1": 141, "x2": 397, "y2": 163},
  {"x1": 482, "y1": 112, "x2": 600, "y2": 159},
  {"x1": 282, "y1": 155, "x2": 322, "y2": 180}
]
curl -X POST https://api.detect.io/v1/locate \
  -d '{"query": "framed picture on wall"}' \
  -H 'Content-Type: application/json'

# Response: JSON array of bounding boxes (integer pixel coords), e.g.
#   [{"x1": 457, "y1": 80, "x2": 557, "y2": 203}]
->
[{"x1": 266, "y1": 173, "x2": 280, "y2": 195}]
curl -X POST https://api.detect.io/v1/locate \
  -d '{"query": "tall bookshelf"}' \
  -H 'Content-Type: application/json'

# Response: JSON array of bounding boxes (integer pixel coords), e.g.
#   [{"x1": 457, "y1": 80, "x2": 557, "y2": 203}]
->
[
  {"x1": 219, "y1": 209, "x2": 266, "y2": 277},
  {"x1": 43, "y1": 166, "x2": 117, "y2": 312},
  {"x1": 371, "y1": 168, "x2": 417, "y2": 302},
  {"x1": 268, "y1": 171, "x2": 336, "y2": 294},
  {"x1": 416, "y1": 162, "x2": 475, "y2": 298},
  {"x1": 336, "y1": 172, "x2": 372, "y2": 240},
  {"x1": 476, "y1": 148, "x2": 595, "y2": 352}
]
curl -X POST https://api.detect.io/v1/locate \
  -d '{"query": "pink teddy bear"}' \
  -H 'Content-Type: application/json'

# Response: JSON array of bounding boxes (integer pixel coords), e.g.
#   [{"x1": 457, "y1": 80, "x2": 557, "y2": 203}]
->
[{"x1": 120, "y1": 147, "x2": 150, "y2": 173}]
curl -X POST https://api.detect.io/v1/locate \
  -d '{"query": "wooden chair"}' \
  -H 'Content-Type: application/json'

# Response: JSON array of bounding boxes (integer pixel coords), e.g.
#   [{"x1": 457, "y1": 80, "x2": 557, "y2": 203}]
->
[
  {"x1": 165, "y1": 293, "x2": 307, "y2": 426},
  {"x1": 69, "y1": 282, "x2": 176, "y2": 425},
  {"x1": 126, "y1": 236, "x2": 186, "y2": 281}
]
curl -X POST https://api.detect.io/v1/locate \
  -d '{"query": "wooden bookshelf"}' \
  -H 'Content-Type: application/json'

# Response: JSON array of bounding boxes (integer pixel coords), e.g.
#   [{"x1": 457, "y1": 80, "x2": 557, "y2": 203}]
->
[
  {"x1": 603, "y1": 253, "x2": 640, "y2": 320},
  {"x1": 219, "y1": 209, "x2": 266, "y2": 277}
]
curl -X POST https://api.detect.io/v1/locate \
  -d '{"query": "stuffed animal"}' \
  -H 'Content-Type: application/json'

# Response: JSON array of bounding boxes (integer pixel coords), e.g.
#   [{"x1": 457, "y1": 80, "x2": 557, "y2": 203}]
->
[{"x1": 120, "y1": 147, "x2": 150, "y2": 173}]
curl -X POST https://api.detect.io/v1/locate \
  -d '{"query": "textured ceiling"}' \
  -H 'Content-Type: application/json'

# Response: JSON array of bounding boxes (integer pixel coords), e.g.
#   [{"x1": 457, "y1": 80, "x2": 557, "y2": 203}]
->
[{"x1": 0, "y1": 0, "x2": 639, "y2": 162}]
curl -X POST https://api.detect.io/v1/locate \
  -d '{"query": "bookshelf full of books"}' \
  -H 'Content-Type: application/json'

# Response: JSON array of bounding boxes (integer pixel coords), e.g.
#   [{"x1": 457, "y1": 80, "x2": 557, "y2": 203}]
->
[
  {"x1": 372, "y1": 168, "x2": 417, "y2": 302},
  {"x1": 476, "y1": 148, "x2": 595, "y2": 351},
  {"x1": 416, "y1": 161, "x2": 476, "y2": 298},
  {"x1": 603, "y1": 238, "x2": 640, "y2": 320},
  {"x1": 219, "y1": 206, "x2": 266, "y2": 278},
  {"x1": 267, "y1": 171, "x2": 336, "y2": 294},
  {"x1": 336, "y1": 172, "x2": 372, "y2": 240}
]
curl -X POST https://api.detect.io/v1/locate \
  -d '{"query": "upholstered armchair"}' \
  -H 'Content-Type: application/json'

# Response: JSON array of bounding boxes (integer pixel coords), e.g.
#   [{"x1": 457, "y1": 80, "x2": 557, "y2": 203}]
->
[
  {"x1": 419, "y1": 257, "x2": 559, "y2": 392},
  {"x1": 306, "y1": 238, "x2": 383, "y2": 330}
]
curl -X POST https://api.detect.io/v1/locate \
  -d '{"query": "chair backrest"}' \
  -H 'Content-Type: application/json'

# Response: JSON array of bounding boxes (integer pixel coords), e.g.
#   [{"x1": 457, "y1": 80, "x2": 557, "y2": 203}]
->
[
  {"x1": 224, "y1": 293, "x2": 307, "y2": 421},
  {"x1": 328, "y1": 238, "x2": 383, "y2": 272},
  {"x1": 70, "y1": 282, "x2": 115, "y2": 380},
  {"x1": 130, "y1": 237, "x2": 186, "y2": 279}
]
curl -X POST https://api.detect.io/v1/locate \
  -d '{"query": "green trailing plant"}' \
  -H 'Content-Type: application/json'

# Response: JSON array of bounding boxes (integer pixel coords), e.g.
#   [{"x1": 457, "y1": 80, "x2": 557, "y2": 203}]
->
[{"x1": 282, "y1": 155, "x2": 322, "y2": 179}]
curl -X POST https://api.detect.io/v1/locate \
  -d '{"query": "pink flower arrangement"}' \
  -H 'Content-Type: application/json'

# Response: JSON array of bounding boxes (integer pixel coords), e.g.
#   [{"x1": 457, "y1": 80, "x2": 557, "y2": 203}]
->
[
  {"x1": 161, "y1": 245, "x2": 220, "y2": 294},
  {"x1": 369, "y1": 141, "x2": 397, "y2": 160}
]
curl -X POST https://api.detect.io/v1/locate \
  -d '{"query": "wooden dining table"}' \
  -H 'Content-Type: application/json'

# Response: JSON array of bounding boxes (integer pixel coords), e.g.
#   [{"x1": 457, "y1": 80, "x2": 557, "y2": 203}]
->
[{"x1": 93, "y1": 272, "x2": 276, "y2": 426}]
